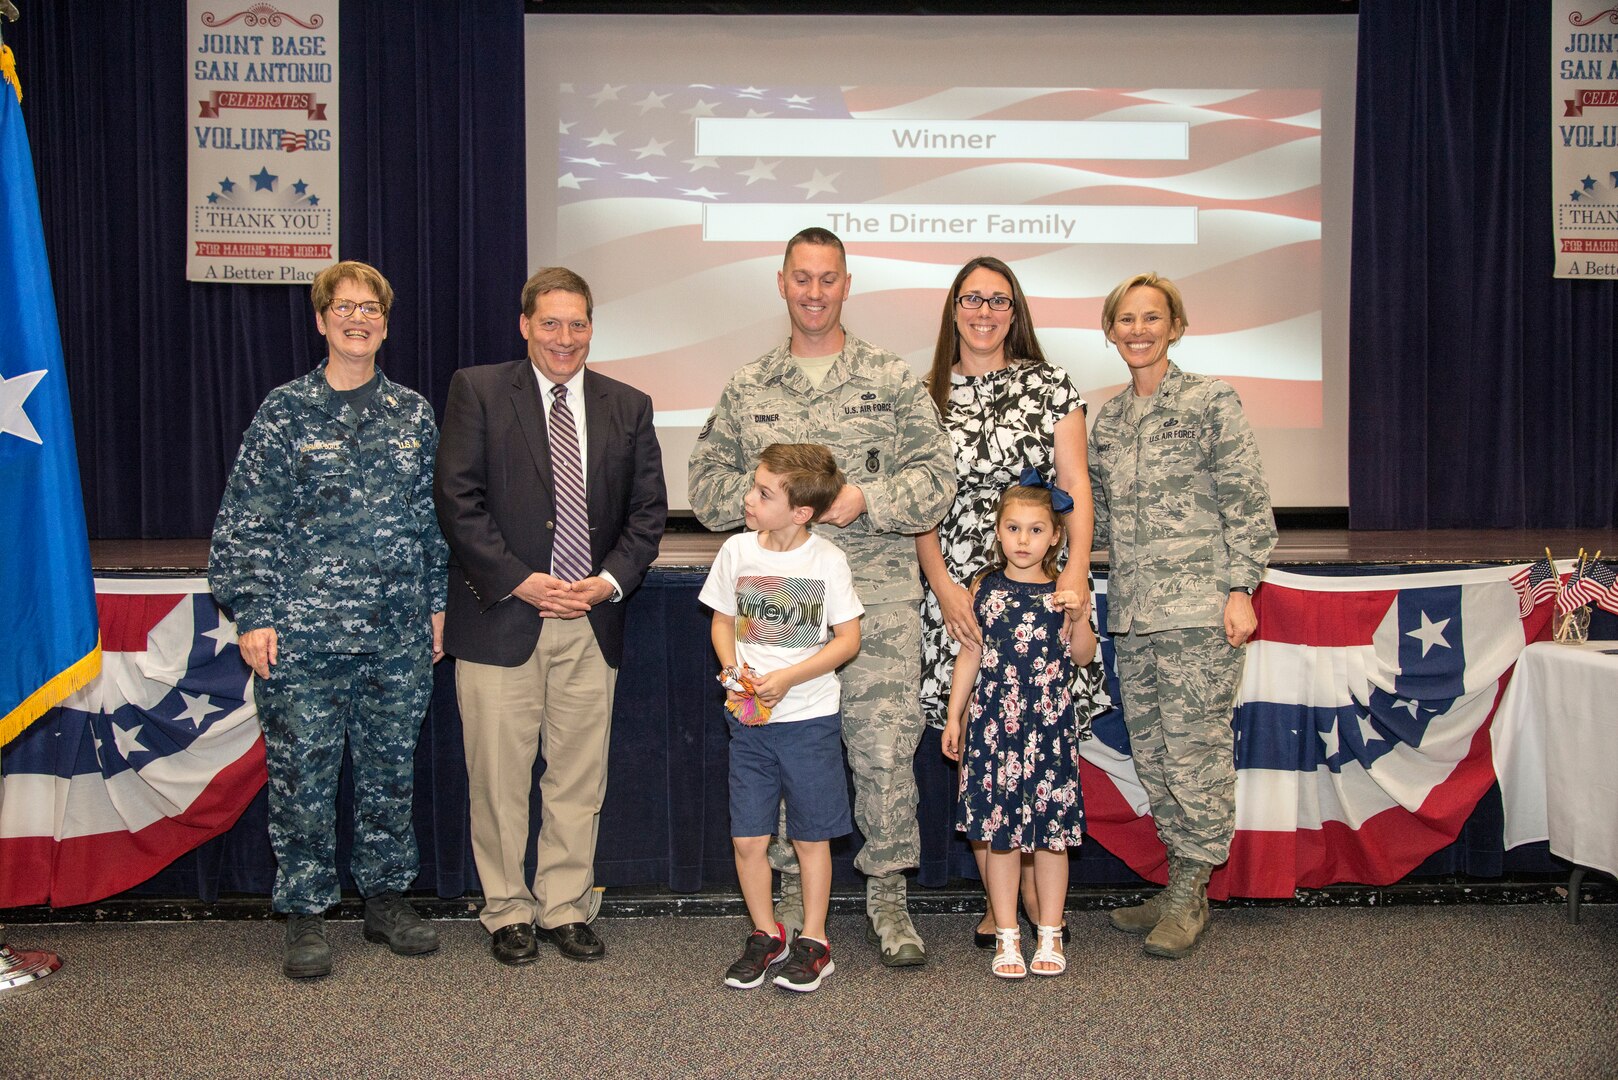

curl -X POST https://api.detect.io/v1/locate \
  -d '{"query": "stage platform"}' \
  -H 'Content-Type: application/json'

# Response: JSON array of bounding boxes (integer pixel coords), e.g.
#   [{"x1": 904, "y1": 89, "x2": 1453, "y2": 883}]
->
[{"x1": 88, "y1": 525, "x2": 1618, "y2": 574}]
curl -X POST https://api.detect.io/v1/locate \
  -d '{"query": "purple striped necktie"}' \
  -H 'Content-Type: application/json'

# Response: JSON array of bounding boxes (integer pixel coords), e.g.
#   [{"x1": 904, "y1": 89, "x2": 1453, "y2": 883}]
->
[{"x1": 548, "y1": 383, "x2": 591, "y2": 582}]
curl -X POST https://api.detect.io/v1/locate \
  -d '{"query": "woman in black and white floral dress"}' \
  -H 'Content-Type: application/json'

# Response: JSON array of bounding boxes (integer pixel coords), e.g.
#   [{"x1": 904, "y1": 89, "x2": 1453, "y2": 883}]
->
[{"x1": 915, "y1": 256, "x2": 1104, "y2": 946}]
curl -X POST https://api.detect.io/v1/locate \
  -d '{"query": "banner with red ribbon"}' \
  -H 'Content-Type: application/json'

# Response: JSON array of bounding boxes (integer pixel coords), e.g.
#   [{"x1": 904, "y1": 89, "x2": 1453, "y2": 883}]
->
[
  {"x1": 185, "y1": 1, "x2": 340, "y2": 284},
  {"x1": 1553, "y1": 4, "x2": 1618, "y2": 276}
]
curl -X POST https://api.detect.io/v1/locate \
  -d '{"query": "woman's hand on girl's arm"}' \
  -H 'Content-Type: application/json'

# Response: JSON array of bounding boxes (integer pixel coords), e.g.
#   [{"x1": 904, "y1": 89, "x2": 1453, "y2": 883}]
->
[
  {"x1": 937, "y1": 579, "x2": 981, "y2": 647},
  {"x1": 918, "y1": 530, "x2": 983, "y2": 647}
]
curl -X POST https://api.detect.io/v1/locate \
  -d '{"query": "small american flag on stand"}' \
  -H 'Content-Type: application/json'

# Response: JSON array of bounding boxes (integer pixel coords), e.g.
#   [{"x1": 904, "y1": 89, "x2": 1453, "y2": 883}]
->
[
  {"x1": 1509, "y1": 555, "x2": 1559, "y2": 618},
  {"x1": 1556, "y1": 559, "x2": 1589, "y2": 616},
  {"x1": 1563, "y1": 558, "x2": 1618, "y2": 615}
]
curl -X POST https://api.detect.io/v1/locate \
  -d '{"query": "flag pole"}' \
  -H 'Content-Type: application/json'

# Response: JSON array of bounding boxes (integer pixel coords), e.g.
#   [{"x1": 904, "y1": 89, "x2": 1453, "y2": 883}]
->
[{"x1": 0, "y1": 2, "x2": 63, "y2": 996}]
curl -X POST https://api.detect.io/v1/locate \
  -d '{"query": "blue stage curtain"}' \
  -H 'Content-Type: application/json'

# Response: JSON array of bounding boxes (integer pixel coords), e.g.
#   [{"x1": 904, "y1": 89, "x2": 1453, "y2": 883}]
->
[
  {"x1": 14, "y1": 1, "x2": 527, "y2": 538},
  {"x1": 1351, "y1": 0, "x2": 1618, "y2": 528}
]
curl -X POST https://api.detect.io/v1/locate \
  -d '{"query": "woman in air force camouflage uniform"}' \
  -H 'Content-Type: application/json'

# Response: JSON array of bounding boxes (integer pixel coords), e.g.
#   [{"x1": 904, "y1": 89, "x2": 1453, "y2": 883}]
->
[{"x1": 1087, "y1": 272, "x2": 1276, "y2": 959}]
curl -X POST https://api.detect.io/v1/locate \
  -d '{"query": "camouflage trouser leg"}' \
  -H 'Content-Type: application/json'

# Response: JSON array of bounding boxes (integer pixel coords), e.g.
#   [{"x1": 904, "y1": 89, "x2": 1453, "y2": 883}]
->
[
  {"x1": 770, "y1": 602, "x2": 924, "y2": 878},
  {"x1": 1113, "y1": 625, "x2": 1244, "y2": 866},
  {"x1": 255, "y1": 641, "x2": 433, "y2": 913}
]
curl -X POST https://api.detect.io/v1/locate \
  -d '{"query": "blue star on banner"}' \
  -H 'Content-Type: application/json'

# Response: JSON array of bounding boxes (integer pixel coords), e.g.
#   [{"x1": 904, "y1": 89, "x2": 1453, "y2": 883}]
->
[
  {"x1": 219, "y1": 177, "x2": 235, "y2": 193},
  {"x1": 1583, "y1": 175, "x2": 1597, "y2": 190},
  {"x1": 249, "y1": 166, "x2": 277, "y2": 192},
  {"x1": 292, "y1": 179, "x2": 308, "y2": 196}
]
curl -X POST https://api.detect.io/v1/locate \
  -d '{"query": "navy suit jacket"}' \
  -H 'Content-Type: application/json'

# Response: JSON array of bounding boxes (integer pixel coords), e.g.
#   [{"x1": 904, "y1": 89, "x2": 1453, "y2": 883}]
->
[{"x1": 434, "y1": 360, "x2": 667, "y2": 668}]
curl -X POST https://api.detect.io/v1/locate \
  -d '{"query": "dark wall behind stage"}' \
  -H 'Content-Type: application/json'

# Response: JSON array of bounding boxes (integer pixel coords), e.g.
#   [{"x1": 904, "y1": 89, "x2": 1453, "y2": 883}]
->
[
  {"x1": 13, "y1": 0, "x2": 1618, "y2": 535},
  {"x1": 14, "y1": 0, "x2": 527, "y2": 538}
]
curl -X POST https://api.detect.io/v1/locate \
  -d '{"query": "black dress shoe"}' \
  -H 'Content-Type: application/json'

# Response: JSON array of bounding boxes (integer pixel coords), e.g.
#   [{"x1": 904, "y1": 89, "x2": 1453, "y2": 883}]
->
[
  {"x1": 491, "y1": 923, "x2": 540, "y2": 966},
  {"x1": 536, "y1": 921, "x2": 605, "y2": 962}
]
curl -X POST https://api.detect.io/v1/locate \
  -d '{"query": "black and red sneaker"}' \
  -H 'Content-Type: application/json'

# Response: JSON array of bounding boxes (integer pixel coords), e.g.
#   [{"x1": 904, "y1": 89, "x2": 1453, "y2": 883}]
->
[
  {"x1": 772, "y1": 935, "x2": 834, "y2": 992},
  {"x1": 723, "y1": 923, "x2": 787, "y2": 989}
]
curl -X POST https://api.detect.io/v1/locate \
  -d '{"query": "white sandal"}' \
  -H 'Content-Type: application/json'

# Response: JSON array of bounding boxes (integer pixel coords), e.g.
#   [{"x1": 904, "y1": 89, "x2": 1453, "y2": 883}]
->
[
  {"x1": 1031, "y1": 924, "x2": 1066, "y2": 976},
  {"x1": 991, "y1": 927, "x2": 1026, "y2": 980}
]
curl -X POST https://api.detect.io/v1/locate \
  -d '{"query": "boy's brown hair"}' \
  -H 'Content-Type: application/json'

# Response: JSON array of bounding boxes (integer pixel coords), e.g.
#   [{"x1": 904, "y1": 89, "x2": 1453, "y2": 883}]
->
[{"x1": 758, "y1": 443, "x2": 844, "y2": 520}]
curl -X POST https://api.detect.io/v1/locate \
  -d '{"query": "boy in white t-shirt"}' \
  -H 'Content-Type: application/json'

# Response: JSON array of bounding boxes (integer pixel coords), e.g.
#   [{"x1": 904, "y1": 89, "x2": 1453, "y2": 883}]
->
[{"x1": 698, "y1": 443, "x2": 863, "y2": 993}]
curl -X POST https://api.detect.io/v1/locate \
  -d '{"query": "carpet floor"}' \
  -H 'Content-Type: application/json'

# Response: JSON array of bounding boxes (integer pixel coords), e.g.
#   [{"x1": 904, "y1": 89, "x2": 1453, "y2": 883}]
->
[{"x1": 2, "y1": 905, "x2": 1613, "y2": 1079}]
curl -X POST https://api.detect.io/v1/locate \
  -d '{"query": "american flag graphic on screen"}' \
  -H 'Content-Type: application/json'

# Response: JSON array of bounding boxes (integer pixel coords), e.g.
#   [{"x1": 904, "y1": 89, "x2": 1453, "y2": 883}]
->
[{"x1": 555, "y1": 83, "x2": 1321, "y2": 430}]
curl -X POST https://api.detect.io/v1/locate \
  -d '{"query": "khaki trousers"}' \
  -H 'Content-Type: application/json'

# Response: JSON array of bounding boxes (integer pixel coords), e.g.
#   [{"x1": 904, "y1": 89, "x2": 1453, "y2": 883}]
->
[{"x1": 457, "y1": 615, "x2": 617, "y2": 932}]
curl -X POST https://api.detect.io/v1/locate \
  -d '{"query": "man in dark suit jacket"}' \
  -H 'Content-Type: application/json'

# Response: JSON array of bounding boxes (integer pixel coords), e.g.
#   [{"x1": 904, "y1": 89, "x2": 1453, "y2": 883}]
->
[{"x1": 435, "y1": 267, "x2": 667, "y2": 966}]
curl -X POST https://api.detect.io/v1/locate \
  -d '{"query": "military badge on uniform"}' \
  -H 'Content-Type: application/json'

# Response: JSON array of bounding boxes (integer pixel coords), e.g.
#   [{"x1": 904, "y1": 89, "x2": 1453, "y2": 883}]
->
[{"x1": 865, "y1": 448, "x2": 880, "y2": 473}]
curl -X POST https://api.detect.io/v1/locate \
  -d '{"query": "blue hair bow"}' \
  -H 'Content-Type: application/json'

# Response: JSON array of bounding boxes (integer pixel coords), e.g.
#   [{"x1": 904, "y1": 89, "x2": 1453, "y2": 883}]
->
[{"x1": 1018, "y1": 466, "x2": 1074, "y2": 514}]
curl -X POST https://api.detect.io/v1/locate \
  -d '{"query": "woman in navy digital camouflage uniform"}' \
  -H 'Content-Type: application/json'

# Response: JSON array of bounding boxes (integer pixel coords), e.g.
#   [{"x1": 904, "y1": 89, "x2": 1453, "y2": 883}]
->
[{"x1": 210, "y1": 261, "x2": 448, "y2": 979}]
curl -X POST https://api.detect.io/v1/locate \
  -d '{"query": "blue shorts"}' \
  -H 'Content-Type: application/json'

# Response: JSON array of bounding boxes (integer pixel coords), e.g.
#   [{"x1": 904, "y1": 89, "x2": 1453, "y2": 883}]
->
[{"x1": 727, "y1": 711, "x2": 852, "y2": 842}]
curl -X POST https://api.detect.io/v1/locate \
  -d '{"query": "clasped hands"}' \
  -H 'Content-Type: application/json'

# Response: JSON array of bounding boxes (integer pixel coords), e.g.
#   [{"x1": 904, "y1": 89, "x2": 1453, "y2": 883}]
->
[{"x1": 514, "y1": 571, "x2": 613, "y2": 619}]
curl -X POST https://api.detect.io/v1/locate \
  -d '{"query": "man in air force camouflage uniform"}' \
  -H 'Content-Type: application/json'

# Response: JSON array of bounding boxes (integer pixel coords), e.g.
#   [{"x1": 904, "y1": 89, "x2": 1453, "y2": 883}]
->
[
  {"x1": 688, "y1": 229, "x2": 955, "y2": 967},
  {"x1": 1088, "y1": 271, "x2": 1276, "y2": 960},
  {"x1": 210, "y1": 261, "x2": 448, "y2": 980}
]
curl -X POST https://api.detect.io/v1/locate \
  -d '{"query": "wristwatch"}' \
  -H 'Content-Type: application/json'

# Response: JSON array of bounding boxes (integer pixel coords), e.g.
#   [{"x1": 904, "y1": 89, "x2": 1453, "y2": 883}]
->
[{"x1": 1230, "y1": 586, "x2": 1251, "y2": 595}]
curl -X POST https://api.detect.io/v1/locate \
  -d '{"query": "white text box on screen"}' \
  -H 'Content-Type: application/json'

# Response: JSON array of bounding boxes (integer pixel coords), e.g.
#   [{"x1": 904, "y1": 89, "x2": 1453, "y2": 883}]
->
[
  {"x1": 701, "y1": 204, "x2": 1198, "y2": 245},
  {"x1": 694, "y1": 118, "x2": 1189, "y2": 159}
]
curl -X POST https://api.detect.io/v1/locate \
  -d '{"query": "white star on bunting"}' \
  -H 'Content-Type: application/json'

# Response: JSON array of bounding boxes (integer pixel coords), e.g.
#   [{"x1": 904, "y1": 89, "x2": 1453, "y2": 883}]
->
[
  {"x1": 112, "y1": 721, "x2": 147, "y2": 760},
  {"x1": 174, "y1": 692, "x2": 224, "y2": 729},
  {"x1": 201, "y1": 619, "x2": 238, "y2": 656},
  {"x1": 1405, "y1": 611, "x2": 1452, "y2": 657}
]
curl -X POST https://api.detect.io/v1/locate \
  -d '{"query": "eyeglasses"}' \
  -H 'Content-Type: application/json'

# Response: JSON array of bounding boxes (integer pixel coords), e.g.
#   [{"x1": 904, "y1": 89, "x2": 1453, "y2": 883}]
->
[
  {"x1": 956, "y1": 294, "x2": 1013, "y2": 311},
  {"x1": 329, "y1": 298, "x2": 386, "y2": 320}
]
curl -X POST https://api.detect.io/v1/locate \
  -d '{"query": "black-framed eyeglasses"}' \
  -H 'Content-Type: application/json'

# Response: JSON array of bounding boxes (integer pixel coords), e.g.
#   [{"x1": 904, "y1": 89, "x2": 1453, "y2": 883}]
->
[
  {"x1": 956, "y1": 294, "x2": 1013, "y2": 311},
  {"x1": 329, "y1": 298, "x2": 386, "y2": 320}
]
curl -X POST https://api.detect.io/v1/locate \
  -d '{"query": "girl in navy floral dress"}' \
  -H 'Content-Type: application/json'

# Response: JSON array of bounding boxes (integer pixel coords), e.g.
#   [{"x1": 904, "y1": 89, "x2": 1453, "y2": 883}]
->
[{"x1": 942, "y1": 478, "x2": 1098, "y2": 979}]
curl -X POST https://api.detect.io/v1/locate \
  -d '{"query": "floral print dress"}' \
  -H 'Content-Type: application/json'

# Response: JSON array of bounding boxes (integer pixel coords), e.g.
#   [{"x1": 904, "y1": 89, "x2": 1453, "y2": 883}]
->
[
  {"x1": 955, "y1": 570, "x2": 1089, "y2": 852},
  {"x1": 920, "y1": 362, "x2": 1087, "y2": 728}
]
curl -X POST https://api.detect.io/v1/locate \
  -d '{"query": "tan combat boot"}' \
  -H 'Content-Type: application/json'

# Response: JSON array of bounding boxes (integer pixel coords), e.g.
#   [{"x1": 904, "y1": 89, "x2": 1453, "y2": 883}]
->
[
  {"x1": 1143, "y1": 860, "x2": 1212, "y2": 959},
  {"x1": 1108, "y1": 857, "x2": 1178, "y2": 934},
  {"x1": 864, "y1": 873, "x2": 926, "y2": 967},
  {"x1": 776, "y1": 870, "x2": 805, "y2": 944}
]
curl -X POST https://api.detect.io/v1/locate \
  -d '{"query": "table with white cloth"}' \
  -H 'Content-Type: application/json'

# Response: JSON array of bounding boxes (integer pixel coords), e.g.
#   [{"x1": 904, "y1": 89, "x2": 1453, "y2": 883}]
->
[{"x1": 1494, "y1": 639, "x2": 1618, "y2": 922}]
